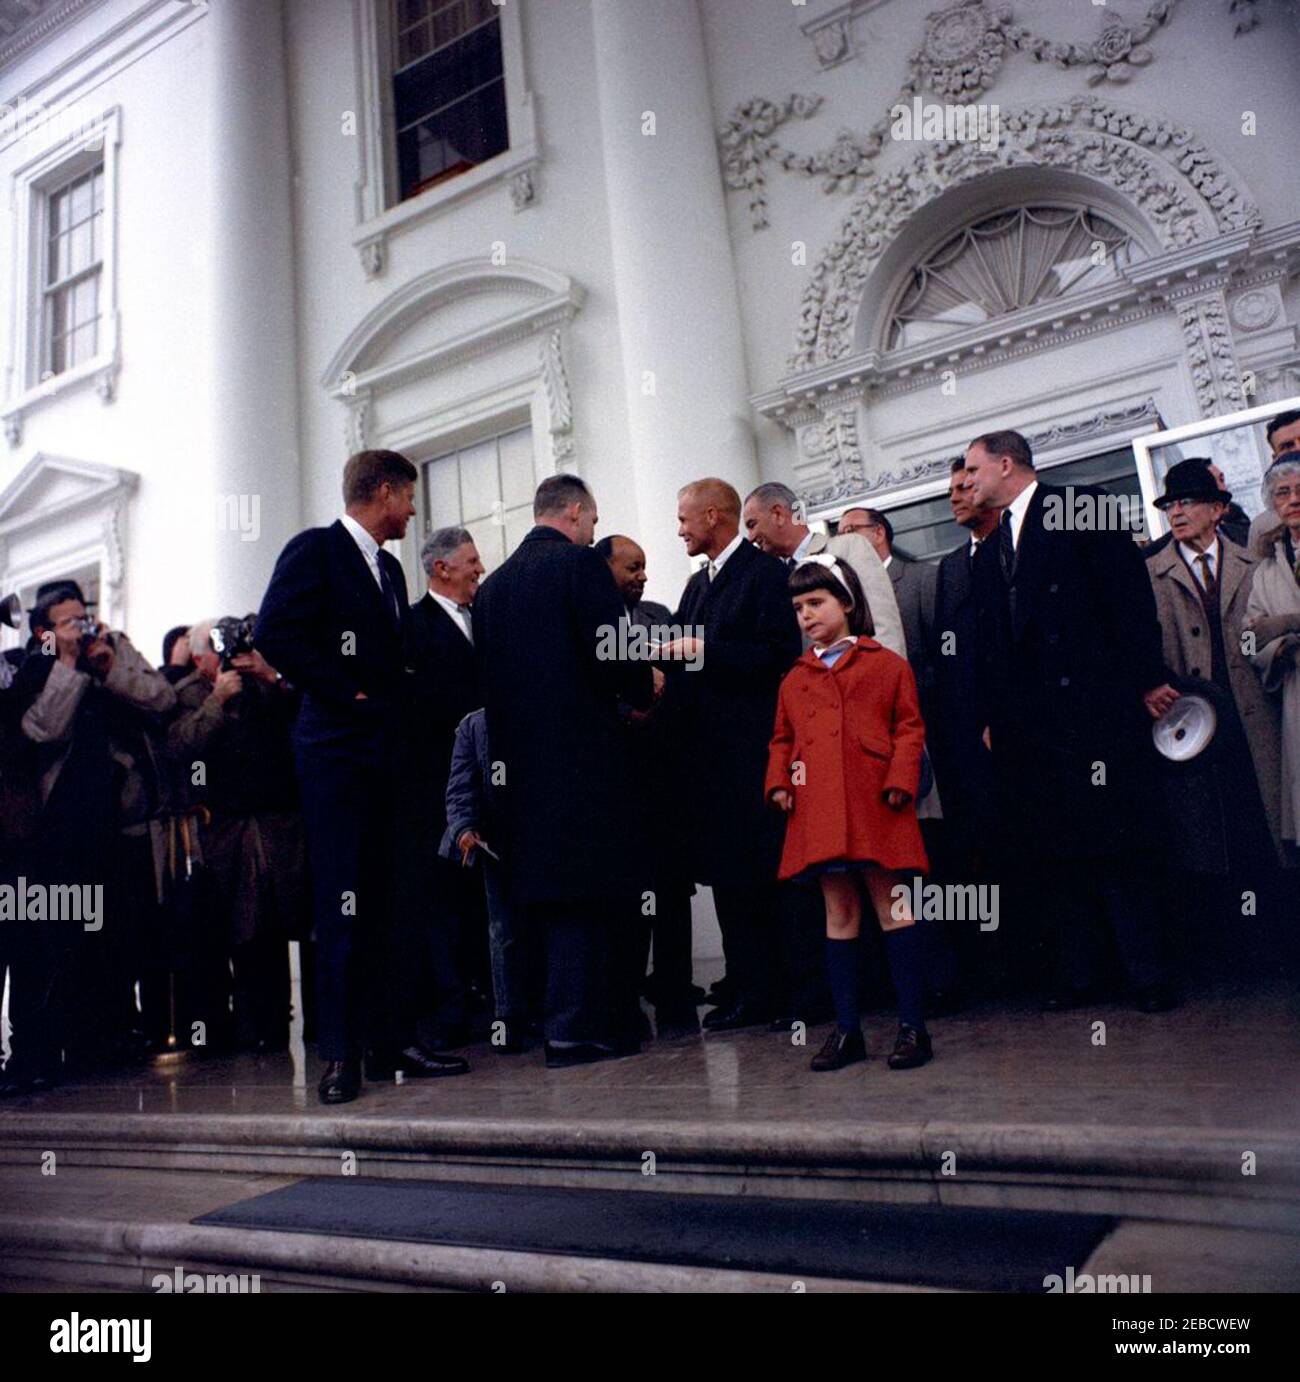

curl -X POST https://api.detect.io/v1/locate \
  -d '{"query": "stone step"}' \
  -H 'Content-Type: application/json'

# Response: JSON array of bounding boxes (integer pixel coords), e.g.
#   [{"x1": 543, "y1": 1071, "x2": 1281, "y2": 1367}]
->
[
  {"x1": 1, "y1": 1110, "x2": 1295, "y2": 1231},
  {"x1": 0, "y1": 1166, "x2": 922, "y2": 1293},
  {"x1": 0, "y1": 1163, "x2": 1294, "y2": 1294}
]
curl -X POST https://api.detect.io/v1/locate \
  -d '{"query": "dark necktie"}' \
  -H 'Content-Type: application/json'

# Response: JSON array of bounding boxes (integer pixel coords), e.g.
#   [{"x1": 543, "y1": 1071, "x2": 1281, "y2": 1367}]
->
[
  {"x1": 1196, "y1": 551, "x2": 1217, "y2": 599},
  {"x1": 377, "y1": 555, "x2": 402, "y2": 627},
  {"x1": 998, "y1": 509, "x2": 1015, "y2": 582}
]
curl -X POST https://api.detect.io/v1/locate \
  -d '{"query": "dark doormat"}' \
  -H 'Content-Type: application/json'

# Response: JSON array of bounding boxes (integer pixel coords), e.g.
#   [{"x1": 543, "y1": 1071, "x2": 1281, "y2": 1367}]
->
[{"x1": 195, "y1": 1177, "x2": 1113, "y2": 1290}]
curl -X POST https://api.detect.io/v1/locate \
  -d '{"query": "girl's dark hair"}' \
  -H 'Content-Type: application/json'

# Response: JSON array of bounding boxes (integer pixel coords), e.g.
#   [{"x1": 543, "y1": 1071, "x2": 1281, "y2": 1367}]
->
[{"x1": 787, "y1": 557, "x2": 874, "y2": 637}]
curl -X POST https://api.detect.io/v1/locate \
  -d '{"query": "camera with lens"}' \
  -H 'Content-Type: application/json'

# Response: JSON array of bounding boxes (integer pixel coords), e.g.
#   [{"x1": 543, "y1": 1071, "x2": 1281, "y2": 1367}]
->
[
  {"x1": 70, "y1": 615, "x2": 103, "y2": 651},
  {"x1": 210, "y1": 614, "x2": 258, "y2": 672}
]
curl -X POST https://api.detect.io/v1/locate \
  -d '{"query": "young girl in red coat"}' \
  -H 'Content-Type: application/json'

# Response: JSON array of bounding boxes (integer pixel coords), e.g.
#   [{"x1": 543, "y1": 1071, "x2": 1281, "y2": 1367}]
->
[{"x1": 765, "y1": 556, "x2": 932, "y2": 1072}]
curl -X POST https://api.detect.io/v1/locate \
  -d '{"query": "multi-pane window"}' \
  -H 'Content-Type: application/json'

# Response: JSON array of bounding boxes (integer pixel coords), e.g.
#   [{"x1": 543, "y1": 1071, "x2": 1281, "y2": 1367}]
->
[
  {"x1": 391, "y1": 0, "x2": 508, "y2": 201},
  {"x1": 43, "y1": 165, "x2": 104, "y2": 378},
  {"x1": 422, "y1": 425, "x2": 534, "y2": 571}
]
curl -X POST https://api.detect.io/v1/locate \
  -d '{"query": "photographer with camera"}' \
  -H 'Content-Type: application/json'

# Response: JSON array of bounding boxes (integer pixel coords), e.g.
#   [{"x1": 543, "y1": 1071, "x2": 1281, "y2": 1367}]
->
[
  {"x1": 10, "y1": 581, "x2": 176, "y2": 1089},
  {"x1": 167, "y1": 616, "x2": 309, "y2": 1056}
]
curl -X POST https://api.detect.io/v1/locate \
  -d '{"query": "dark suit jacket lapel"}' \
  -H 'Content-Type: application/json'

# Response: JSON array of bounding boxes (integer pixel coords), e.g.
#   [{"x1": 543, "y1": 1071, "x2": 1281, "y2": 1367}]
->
[
  {"x1": 330, "y1": 519, "x2": 391, "y2": 627},
  {"x1": 704, "y1": 537, "x2": 751, "y2": 607},
  {"x1": 1009, "y1": 485, "x2": 1049, "y2": 640}
]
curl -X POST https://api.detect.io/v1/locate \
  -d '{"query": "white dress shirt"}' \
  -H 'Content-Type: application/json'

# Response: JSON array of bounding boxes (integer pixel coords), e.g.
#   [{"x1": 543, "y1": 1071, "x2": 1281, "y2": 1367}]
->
[
  {"x1": 1178, "y1": 538, "x2": 1219, "y2": 591},
  {"x1": 790, "y1": 529, "x2": 816, "y2": 564},
  {"x1": 430, "y1": 589, "x2": 473, "y2": 642},
  {"x1": 1005, "y1": 479, "x2": 1039, "y2": 549},
  {"x1": 340, "y1": 512, "x2": 384, "y2": 591},
  {"x1": 707, "y1": 530, "x2": 746, "y2": 580}
]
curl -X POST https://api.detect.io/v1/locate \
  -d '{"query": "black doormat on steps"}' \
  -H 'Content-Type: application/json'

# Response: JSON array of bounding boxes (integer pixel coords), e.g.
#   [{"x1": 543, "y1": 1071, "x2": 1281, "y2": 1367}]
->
[{"x1": 195, "y1": 1177, "x2": 1114, "y2": 1290}]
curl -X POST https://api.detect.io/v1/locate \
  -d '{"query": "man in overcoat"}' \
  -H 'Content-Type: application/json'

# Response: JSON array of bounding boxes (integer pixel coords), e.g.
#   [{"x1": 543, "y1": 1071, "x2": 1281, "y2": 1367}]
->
[
  {"x1": 964, "y1": 430, "x2": 1179, "y2": 1012},
  {"x1": 472, "y1": 475, "x2": 654, "y2": 1067}
]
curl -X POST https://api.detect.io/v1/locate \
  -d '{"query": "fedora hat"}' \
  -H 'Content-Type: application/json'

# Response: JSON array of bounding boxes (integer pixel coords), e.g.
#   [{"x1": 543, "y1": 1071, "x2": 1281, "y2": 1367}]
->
[{"x1": 1154, "y1": 458, "x2": 1230, "y2": 510}]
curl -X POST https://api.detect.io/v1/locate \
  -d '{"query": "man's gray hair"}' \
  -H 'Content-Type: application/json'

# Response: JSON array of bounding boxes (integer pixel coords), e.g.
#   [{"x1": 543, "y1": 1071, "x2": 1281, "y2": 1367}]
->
[
  {"x1": 421, "y1": 526, "x2": 473, "y2": 576},
  {"x1": 1262, "y1": 458, "x2": 1300, "y2": 508},
  {"x1": 746, "y1": 480, "x2": 799, "y2": 512}
]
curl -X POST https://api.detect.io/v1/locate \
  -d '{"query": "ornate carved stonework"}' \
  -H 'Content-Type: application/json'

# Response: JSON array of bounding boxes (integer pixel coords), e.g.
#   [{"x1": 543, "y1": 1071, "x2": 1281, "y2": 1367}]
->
[
  {"x1": 1177, "y1": 292, "x2": 1245, "y2": 417},
  {"x1": 358, "y1": 238, "x2": 385, "y2": 279},
  {"x1": 102, "y1": 500, "x2": 127, "y2": 596},
  {"x1": 345, "y1": 394, "x2": 370, "y2": 453},
  {"x1": 1228, "y1": 288, "x2": 1280, "y2": 333},
  {"x1": 509, "y1": 169, "x2": 536, "y2": 212},
  {"x1": 789, "y1": 97, "x2": 1260, "y2": 368},
  {"x1": 541, "y1": 328, "x2": 574, "y2": 462},
  {"x1": 795, "y1": 406, "x2": 866, "y2": 505}
]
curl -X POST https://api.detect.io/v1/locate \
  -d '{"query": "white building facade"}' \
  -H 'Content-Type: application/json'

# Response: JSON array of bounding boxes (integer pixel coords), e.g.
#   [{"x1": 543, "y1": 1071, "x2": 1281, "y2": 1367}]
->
[{"x1": 1, "y1": 0, "x2": 1298, "y2": 649}]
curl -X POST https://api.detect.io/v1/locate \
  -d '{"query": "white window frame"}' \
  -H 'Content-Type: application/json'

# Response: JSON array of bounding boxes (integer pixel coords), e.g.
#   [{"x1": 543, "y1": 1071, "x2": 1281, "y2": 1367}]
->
[
  {"x1": 351, "y1": 0, "x2": 539, "y2": 277},
  {"x1": 2, "y1": 105, "x2": 122, "y2": 449}
]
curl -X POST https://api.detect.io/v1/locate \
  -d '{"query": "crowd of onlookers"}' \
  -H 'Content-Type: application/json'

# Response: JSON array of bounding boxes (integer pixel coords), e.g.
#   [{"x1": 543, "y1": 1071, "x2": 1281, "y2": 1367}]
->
[{"x1": 0, "y1": 409, "x2": 1296, "y2": 1100}]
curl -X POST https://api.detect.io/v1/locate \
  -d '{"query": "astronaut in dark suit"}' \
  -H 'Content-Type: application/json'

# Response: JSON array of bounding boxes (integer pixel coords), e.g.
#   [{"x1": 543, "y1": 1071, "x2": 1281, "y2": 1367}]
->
[
  {"x1": 403, "y1": 526, "x2": 487, "y2": 1047},
  {"x1": 964, "y1": 430, "x2": 1179, "y2": 1013},
  {"x1": 256, "y1": 450, "x2": 469, "y2": 1104},
  {"x1": 661, "y1": 478, "x2": 802, "y2": 1031}
]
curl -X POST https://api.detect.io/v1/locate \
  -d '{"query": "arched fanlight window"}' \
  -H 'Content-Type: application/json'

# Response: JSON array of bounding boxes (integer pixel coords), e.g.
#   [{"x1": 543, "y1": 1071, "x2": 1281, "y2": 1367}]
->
[{"x1": 887, "y1": 206, "x2": 1143, "y2": 351}]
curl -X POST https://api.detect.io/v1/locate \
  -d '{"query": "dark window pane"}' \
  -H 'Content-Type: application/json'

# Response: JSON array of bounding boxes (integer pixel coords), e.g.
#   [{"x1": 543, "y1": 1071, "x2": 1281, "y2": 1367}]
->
[
  {"x1": 396, "y1": 77, "x2": 506, "y2": 198},
  {"x1": 392, "y1": 16, "x2": 501, "y2": 127}
]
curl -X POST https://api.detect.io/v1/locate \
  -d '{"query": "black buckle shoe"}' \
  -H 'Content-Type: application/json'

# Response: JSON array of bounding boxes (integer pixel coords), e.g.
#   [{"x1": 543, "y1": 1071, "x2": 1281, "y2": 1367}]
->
[{"x1": 810, "y1": 1027, "x2": 867, "y2": 1072}]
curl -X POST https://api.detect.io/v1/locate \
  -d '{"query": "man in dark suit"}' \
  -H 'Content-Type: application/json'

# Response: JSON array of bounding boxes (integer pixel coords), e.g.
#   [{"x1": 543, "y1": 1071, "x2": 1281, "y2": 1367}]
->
[
  {"x1": 929, "y1": 459, "x2": 1000, "y2": 858},
  {"x1": 964, "y1": 430, "x2": 1179, "y2": 1013},
  {"x1": 838, "y1": 506, "x2": 937, "y2": 693},
  {"x1": 597, "y1": 534, "x2": 699, "y2": 1030},
  {"x1": 256, "y1": 450, "x2": 469, "y2": 1103},
  {"x1": 661, "y1": 478, "x2": 802, "y2": 1031},
  {"x1": 473, "y1": 475, "x2": 654, "y2": 1068},
  {"x1": 927, "y1": 459, "x2": 1005, "y2": 999},
  {"x1": 403, "y1": 526, "x2": 487, "y2": 1047}
]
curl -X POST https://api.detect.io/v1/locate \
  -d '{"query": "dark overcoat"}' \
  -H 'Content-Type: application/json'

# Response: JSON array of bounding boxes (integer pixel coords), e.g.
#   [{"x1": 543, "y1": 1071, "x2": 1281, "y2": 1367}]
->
[
  {"x1": 928, "y1": 539, "x2": 997, "y2": 849},
  {"x1": 666, "y1": 538, "x2": 802, "y2": 886},
  {"x1": 472, "y1": 526, "x2": 652, "y2": 907},
  {"x1": 972, "y1": 483, "x2": 1169, "y2": 863}
]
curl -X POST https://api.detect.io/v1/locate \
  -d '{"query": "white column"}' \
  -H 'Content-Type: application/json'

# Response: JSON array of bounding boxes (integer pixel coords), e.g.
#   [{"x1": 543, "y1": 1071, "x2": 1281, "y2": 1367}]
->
[
  {"x1": 592, "y1": 0, "x2": 758, "y2": 602},
  {"x1": 207, "y1": 0, "x2": 301, "y2": 616}
]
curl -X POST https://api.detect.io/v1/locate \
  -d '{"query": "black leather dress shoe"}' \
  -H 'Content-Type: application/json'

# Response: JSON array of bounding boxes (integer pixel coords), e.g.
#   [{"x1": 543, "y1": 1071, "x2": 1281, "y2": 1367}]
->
[
  {"x1": 702, "y1": 1002, "x2": 768, "y2": 1032},
  {"x1": 887, "y1": 1025, "x2": 933, "y2": 1070},
  {"x1": 1133, "y1": 983, "x2": 1179, "y2": 1013},
  {"x1": 318, "y1": 1060, "x2": 361, "y2": 1105},
  {"x1": 367, "y1": 1046, "x2": 469, "y2": 1080},
  {"x1": 810, "y1": 1027, "x2": 867, "y2": 1072}
]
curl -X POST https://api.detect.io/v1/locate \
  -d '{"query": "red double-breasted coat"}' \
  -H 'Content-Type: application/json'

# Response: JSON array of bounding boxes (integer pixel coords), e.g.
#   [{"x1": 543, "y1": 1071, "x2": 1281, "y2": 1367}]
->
[{"x1": 764, "y1": 637, "x2": 929, "y2": 880}]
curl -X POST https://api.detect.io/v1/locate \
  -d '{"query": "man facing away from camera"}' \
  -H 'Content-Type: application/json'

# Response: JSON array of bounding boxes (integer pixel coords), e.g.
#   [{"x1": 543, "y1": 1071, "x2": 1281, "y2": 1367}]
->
[{"x1": 473, "y1": 475, "x2": 655, "y2": 1067}]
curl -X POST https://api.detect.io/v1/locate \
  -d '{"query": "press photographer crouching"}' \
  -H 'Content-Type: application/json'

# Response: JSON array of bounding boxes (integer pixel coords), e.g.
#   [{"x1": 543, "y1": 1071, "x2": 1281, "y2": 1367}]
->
[
  {"x1": 166, "y1": 616, "x2": 310, "y2": 1056},
  {"x1": 7, "y1": 581, "x2": 175, "y2": 1092}
]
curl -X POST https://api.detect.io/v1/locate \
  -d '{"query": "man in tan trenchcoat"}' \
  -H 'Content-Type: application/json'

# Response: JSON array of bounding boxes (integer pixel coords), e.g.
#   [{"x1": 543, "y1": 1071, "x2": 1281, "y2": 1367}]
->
[{"x1": 1146, "y1": 462, "x2": 1284, "y2": 863}]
